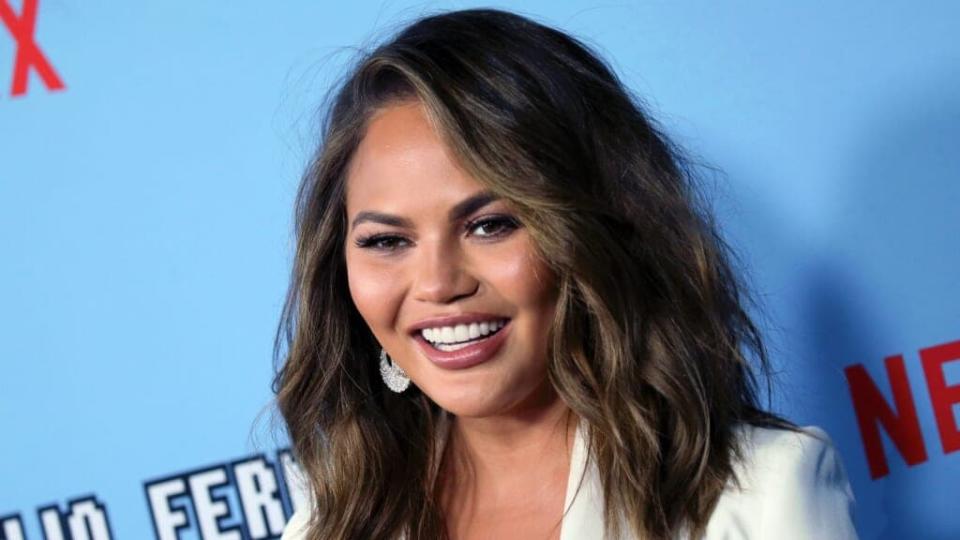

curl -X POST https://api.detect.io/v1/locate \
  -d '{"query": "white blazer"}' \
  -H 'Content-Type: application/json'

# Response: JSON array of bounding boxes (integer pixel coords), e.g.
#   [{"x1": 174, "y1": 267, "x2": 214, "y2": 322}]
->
[{"x1": 281, "y1": 422, "x2": 858, "y2": 539}]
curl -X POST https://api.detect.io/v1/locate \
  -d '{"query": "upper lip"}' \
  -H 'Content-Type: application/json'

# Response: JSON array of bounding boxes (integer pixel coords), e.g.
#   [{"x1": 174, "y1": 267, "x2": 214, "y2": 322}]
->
[{"x1": 407, "y1": 312, "x2": 510, "y2": 335}]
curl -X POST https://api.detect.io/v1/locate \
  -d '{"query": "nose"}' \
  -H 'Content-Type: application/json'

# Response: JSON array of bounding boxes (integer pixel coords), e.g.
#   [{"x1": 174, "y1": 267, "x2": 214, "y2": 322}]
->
[{"x1": 411, "y1": 238, "x2": 479, "y2": 304}]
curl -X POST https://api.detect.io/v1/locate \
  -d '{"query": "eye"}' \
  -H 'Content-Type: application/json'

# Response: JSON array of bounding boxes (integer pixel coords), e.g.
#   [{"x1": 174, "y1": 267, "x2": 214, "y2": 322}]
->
[
  {"x1": 467, "y1": 215, "x2": 520, "y2": 239},
  {"x1": 354, "y1": 234, "x2": 410, "y2": 252}
]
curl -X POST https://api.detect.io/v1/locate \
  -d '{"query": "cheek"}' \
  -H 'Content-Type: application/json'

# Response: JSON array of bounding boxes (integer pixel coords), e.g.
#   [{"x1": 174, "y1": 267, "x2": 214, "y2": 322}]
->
[
  {"x1": 484, "y1": 242, "x2": 557, "y2": 314},
  {"x1": 345, "y1": 253, "x2": 403, "y2": 331}
]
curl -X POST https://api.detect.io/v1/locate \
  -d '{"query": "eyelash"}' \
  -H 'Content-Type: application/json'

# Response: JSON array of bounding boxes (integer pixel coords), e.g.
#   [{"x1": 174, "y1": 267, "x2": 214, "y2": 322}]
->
[{"x1": 354, "y1": 215, "x2": 520, "y2": 252}]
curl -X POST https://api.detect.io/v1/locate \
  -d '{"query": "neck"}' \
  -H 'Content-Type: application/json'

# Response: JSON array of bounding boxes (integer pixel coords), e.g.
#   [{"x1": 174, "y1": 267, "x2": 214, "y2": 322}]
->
[
  {"x1": 445, "y1": 385, "x2": 578, "y2": 479},
  {"x1": 438, "y1": 387, "x2": 577, "y2": 538}
]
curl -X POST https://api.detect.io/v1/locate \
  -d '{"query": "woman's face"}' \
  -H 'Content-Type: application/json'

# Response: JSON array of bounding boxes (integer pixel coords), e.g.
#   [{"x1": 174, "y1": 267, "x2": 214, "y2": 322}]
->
[{"x1": 344, "y1": 100, "x2": 559, "y2": 418}]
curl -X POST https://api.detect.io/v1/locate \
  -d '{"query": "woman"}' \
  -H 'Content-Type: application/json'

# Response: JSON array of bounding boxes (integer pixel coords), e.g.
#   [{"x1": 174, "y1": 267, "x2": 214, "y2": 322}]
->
[{"x1": 274, "y1": 8, "x2": 857, "y2": 540}]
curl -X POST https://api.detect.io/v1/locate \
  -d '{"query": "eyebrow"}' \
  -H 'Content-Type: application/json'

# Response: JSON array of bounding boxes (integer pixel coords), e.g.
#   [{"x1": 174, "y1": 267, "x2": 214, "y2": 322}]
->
[{"x1": 349, "y1": 190, "x2": 499, "y2": 231}]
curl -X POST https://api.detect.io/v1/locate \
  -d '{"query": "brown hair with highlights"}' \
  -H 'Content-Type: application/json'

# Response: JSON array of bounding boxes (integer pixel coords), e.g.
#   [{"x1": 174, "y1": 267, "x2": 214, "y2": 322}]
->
[{"x1": 274, "y1": 8, "x2": 792, "y2": 539}]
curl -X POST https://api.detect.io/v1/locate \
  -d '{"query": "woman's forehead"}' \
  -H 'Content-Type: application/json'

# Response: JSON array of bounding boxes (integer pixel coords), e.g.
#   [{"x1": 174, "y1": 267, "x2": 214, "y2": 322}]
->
[{"x1": 345, "y1": 103, "x2": 488, "y2": 215}]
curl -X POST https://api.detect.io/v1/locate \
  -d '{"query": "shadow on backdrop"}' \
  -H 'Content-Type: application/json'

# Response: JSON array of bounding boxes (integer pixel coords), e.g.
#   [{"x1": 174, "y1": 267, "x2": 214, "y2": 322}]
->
[{"x1": 802, "y1": 74, "x2": 960, "y2": 540}]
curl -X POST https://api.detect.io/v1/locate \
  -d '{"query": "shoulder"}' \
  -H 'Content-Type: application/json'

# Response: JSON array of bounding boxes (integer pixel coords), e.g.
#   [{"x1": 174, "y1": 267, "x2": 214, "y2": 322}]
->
[
  {"x1": 703, "y1": 424, "x2": 859, "y2": 540},
  {"x1": 280, "y1": 506, "x2": 310, "y2": 540}
]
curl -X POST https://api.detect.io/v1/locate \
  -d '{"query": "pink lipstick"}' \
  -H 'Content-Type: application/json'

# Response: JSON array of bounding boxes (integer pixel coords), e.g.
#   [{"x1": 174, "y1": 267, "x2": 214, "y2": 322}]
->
[{"x1": 412, "y1": 320, "x2": 511, "y2": 370}]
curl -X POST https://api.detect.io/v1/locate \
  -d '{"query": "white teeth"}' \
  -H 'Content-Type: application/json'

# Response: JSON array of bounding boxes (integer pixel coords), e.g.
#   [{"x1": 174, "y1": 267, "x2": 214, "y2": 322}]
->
[
  {"x1": 420, "y1": 319, "x2": 506, "y2": 345},
  {"x1": 441, "y1": 326, "x2": 455, "y2": 343},
  {"x1": 436, "y1": 341, "x2": 474, "y2": 352}
]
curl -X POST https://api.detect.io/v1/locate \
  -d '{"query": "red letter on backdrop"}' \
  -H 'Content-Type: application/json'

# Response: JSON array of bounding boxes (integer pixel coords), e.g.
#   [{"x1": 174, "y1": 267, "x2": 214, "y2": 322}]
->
[
  {"x1": 0, "y1": 0, "x2": 65, "y2": 97},
  {"x1": 844, "y1": 355, "x2": 928, "y2": 479},
  {"x1": 921, "y1": 340, "x2": 960, "y2": 454}
]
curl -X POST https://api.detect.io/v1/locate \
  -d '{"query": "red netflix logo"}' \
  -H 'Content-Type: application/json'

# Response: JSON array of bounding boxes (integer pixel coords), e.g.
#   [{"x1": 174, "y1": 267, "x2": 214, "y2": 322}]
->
[
  {"x1": 1, "y1": 0, "x2": 64, "y2": 97},
  {"x1": 845, "y1": 339, "x2": 960, "y2": 479}
]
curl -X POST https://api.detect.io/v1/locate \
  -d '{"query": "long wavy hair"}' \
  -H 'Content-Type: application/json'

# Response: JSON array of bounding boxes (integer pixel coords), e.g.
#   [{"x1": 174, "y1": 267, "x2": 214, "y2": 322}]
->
[{"x1": 274, "y1": 8, "x2": 790, "y2": 540}]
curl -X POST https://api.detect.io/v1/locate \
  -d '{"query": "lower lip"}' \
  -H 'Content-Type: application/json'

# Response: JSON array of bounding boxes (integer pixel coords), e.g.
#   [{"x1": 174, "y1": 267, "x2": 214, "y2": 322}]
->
[{"x1": 413, "y1": 321, "x2": 511, "y2": 370}]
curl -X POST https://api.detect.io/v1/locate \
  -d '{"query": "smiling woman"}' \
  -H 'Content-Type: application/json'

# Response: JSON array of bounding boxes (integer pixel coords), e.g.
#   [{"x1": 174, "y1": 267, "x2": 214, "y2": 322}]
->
[
  {"x1": 273, "y1": 8, "x2": 858, "y2": 540},
  {"x1": 344, "y1": 101, "x2": 560, "y2": 420}
]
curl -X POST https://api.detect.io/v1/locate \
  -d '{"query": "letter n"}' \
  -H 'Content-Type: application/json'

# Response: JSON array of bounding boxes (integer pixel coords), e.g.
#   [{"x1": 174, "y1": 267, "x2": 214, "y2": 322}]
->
[{"x1": 844, "y1": 355, "x2": 927, "y2": 479}]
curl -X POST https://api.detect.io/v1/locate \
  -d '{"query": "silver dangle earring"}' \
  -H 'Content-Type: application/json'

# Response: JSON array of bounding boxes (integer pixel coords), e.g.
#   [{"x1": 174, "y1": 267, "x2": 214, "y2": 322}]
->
[{"x1": 379, "y1": 347, "x2": 410, "y2": 393}]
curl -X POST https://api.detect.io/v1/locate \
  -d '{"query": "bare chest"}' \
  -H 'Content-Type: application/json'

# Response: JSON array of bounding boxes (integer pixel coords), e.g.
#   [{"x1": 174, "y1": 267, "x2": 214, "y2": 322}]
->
[{"x1": 445, "y1": 480, "x2": 567, "y2": 540}]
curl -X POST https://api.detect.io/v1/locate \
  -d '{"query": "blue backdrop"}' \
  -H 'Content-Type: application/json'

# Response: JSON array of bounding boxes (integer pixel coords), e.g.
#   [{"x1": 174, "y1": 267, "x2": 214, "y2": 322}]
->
[{"x1": 2, "y1": 1, "x2": 958, "y2": 539}]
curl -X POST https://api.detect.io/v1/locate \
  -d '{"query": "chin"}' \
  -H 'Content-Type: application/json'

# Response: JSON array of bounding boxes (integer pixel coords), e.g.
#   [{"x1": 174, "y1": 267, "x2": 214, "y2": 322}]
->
[
  {"x1": 417, "y1": 371, "x2": 552, "y2": 420},
  {"x1": 423, "y1": 387, "x2": 511, "y2": 419}
]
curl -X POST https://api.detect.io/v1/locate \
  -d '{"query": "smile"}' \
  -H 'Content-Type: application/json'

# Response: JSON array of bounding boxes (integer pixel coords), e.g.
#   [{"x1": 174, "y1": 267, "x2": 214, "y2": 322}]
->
[
  {"x1": 414, "y1": 318, "x2": 512, "y2": 369},
  {"x1": 420, "y1": 319, "x2": 509, "y2": 351}
]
